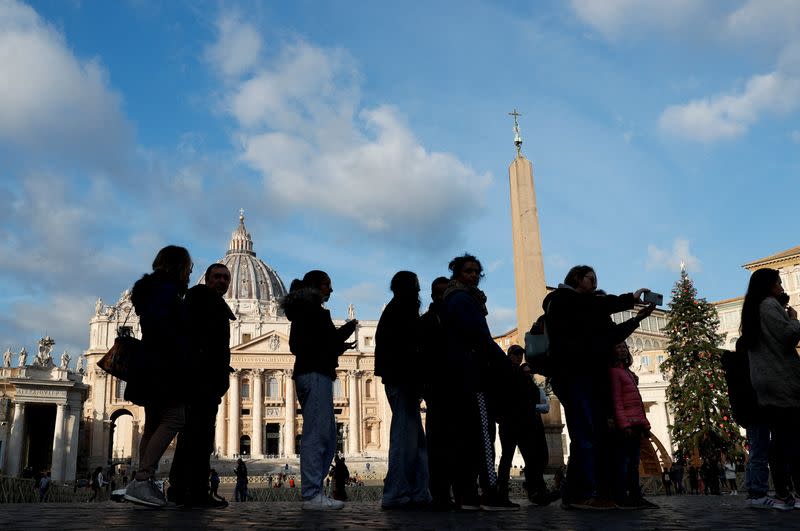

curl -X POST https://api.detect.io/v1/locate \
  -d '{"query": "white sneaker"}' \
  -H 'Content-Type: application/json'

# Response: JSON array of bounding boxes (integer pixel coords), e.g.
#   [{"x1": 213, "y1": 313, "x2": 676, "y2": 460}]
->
[
  {"x1": 747, "y1": 496, "x2": 791, "y2": 511},
  {"x1": 302, "y1": 493, "x2": 344, "y2": 510},
  {"x1": 124, "y1": 478, "x2": 167, "y2": 507}
]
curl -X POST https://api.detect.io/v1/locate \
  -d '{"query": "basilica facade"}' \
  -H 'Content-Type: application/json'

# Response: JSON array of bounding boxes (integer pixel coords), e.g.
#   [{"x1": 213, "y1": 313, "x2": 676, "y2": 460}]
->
[{"x1": 82, "y1": 214, "x2": 388, "y2": 473}]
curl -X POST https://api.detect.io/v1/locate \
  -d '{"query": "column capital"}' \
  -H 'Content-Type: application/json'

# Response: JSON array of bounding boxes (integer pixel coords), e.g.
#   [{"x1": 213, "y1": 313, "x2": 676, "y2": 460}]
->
[
  {"x1": 252, "y1": 368, "x2": 265, "y2": 376},
  {"x1": 94, "y1": 368, "x2": 107, "y2": 378},
  {"x1": 348, "y1": 369, "x2": 364, "y2": 379},
  {"x1": 230, "y1": 368, "x2": 241, "y2": 377},
  {"x1": 284, "y1": 368, "x2": 294, "y2": 378}
]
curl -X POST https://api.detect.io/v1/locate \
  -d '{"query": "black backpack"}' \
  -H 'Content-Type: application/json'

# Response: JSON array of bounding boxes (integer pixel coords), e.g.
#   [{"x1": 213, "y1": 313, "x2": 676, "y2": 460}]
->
[{"x1": 721, "y1": 337, "x2": 758, "y2": 427}]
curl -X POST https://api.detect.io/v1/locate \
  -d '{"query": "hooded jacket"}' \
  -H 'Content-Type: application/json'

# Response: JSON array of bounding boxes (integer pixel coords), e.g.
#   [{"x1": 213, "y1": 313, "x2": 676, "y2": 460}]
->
[
  {"x1": 609, "y1": 366, "x2": 651, "y2": 430},
  {"x1": 186, "y1": 284, "x2": 236, "y2": 402},
  {"x1": 748, "y1": 297, "x2": 800, "y2": 409},
  {"x1": 282, "y1": 287, "x2": 355, "y2": 380},
  {"x1": 124, "y1": 270, "x2": 190, "y2": 406},
  {"x1": 374, "y1": 297, "x2": 421, "y2": 386},
  {"x1": 543, "y1": 284, "x2": 639, "y2": 376}
]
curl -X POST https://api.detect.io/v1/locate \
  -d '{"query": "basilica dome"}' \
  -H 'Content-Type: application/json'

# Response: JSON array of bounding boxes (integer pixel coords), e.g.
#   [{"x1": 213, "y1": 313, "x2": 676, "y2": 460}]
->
[{"x1": 198, "y1": 212, "x2": 287, "y2": 304}]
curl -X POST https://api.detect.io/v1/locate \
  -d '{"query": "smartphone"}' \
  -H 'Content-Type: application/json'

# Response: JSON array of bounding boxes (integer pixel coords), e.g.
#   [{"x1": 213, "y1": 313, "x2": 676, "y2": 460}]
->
[{"x1": 643, "y1": 292, "x2": 663, "y2": 306}]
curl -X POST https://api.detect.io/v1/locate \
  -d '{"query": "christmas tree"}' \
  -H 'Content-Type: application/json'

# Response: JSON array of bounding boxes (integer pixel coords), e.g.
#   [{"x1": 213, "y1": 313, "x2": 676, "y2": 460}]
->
[{"x1": 660, "y1": 268, "x2": 744, "y2": 463}]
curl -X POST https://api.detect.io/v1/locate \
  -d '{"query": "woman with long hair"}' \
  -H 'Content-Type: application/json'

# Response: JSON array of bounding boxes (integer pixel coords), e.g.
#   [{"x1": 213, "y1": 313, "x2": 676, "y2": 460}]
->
[
  {"x1": 740, "y1": 268, "x2": 800, "y2": 509},
  {"x1": 124, "y1": 245, "x2": 192, "y2": 507},
  {"x1": 281, "y1": 270, "x2": 357, "y2": 510},
  {"x1": 375, "y1": 271, "x2": 431, "y2": 509}
]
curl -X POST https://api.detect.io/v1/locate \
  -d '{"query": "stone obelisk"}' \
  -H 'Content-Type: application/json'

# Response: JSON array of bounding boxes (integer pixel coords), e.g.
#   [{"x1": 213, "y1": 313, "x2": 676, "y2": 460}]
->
[
  {"x1": 507, "y1": 109, "x2": 564, "y2": 470},
  {"x1": 508, "y1": 109, "x2": 547, "y2": 344}
]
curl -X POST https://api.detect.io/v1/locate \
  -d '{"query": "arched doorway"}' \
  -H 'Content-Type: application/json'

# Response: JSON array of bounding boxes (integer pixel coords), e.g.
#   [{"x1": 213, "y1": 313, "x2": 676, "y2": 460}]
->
[
  {"x1": 240, "y1": 435, "x2": 251, "y2": 456},
  {"x1": 640, "y1": 432, "x2": 673, "y2": 476},
  {"x1": 109, "y1": 410, "x2": 135, "y2": 462}
]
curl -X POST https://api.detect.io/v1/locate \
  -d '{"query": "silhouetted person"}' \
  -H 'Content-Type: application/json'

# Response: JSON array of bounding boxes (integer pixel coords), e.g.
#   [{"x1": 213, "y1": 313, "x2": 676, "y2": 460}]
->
[
  {"x1": 123, "y1": 246, "x2": 192, "y2": 508},
  {"x1": 496, "y1": 345, "x2": 555, "y2": 507},
  {"x1": 209, "y1": 469, "x2": 222, "y2": 501},
  {"x1": 281, "y1": 270, "x2": 357, "y2": 510},
  {"x1": 420, "y1": 276, "x2": 456, "y2": 510},
  {"x1": 89, "y1": 466, "x2": 106, "y2": 502},
  {"x1": 442, "y1": 254, "x2": 514, "y2": 511},
  {"x1": 376, "y1": 271, "x2": 431, "y2": 510},
  {"x1": 168, "y1": 263, "x2": 233, "y2": 509},
  {"x1": 234, "y1": 459, "x2": 248, "y2": 502},
  {"x1": 332, "y1": 455, "x2": 350, "y2": 502},
  {"x1": 544, "y1": 265, "x2": 653, "y2": 510}
]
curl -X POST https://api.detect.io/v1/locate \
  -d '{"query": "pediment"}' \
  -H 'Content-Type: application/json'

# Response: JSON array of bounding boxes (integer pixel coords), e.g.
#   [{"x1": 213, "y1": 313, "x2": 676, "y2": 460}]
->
[{"x1": 232, "y1": 330, "x2": 290, "y2": 353}]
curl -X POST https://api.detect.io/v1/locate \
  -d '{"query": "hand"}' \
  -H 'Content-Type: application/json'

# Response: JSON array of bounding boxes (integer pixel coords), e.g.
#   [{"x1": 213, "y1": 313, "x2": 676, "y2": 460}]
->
[
  {"x1": 633, "y1": 288, "x2": 651, "y2": 301},
  {"x1": 789, "y1": 306, "x2": 798, "y2": 320},
  {"x1": 636, "y1": 303, "x2": 656, "y2": 322},
  {"x1": 343, "y1": 341, "x2": 357, "y2": 350}
]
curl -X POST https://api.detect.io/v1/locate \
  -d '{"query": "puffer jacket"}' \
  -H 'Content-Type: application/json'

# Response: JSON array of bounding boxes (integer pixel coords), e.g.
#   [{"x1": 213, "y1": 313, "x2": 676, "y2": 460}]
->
[
  {"x1": 609, "y1": 366, "x2": 650, "y2": 430},
  {"x1": 281, "y1": 287, "x2": 356, "y2": 380}
]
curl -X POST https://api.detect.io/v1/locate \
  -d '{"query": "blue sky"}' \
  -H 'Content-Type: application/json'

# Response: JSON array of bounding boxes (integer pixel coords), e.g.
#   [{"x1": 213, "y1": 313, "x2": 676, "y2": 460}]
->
[{"x1": 1, "y1": 0, "x2": 798, "y2": 364}]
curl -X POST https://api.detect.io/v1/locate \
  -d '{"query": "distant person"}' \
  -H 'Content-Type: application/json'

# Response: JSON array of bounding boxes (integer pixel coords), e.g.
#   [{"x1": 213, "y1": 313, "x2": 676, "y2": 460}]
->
[
  {"x1": 544, "y1": 265, "x2": 653, "y2": 510},
  {"x1": 38, "y1": 471, "x2": 51, "y2": 502},
  {"x1": 281, "y1": 270, "x2": 357, "y2": 510},
  {"x1": 376, "y1": 271, "x2": 431, "y2": 510},
  {"x1": 332, "y1": 455, "x2": 350, "y2": 502},
  {"x1": 496, "y1": 345, "x2": 557, "y2": 507},
  {"x1": 419, "y1": 276, "x2": 456, "y2": 510},
  {"x1": 89, "y1": 466, "x2": 106, "y2": 502},
  {"x1": 662, "y1": 468, "x2": 672, "y2": 496},
  {"x1": 234, "y1": 459, "x2": 248, "y2": 502},
  {"x1": 442, "y1": 254, "x2": 515, "y2": 511},
  {"x1": 688, "y1": 465, "x2": 699, "y2": 495},
  {"x1": 124, "y1": 245, "x2": 192, "y2": 507},
  {"x1": 169, "y1": 263, "x2": 234, "y2": 509},
  {"x1": 209, "y1": 469, "x2": 223, "y2": 501},
  {"x1": 740, "y1": 268, "x2": 800, "y2": 510},
  {"x1": 723, "y1": 458, "x2": 738, "y2": 495}
]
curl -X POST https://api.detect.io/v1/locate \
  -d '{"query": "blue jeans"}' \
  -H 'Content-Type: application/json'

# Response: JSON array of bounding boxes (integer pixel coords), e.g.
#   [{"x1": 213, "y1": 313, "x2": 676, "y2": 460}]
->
[
  {"x1": 614, "y1": 430, "x2": 642, "y2": 503},
  {"x1": 296, "y1": 372, "x2": 337, "y2": 500},
  {"x1": 552, "y1": 376, "x2": 607, "y2": 501},
  {"x1": 746, "y1": 421, "x2": 770, "y2": 497},
  {"x1": 382, "y1": 384, "x2": 431, "y2": 506}
]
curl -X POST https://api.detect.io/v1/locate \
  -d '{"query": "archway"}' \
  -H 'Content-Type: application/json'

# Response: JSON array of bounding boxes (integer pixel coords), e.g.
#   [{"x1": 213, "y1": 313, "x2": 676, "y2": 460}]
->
[
  {"x1": 640, "y1": 431, "x2": 673, "y2": 476},
  {"x1": 240, "y1": 435, "x2": 251, "y2": 456},
  {"x1": 109, "y1": 409, "x2": 135, "y2": 462}
]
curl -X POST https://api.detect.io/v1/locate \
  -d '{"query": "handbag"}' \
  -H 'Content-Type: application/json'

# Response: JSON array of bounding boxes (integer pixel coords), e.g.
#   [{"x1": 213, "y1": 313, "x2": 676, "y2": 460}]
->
[
  {"x1": 97, "y1": 306, "x2": 144, "y2": 382},
  {"x1": 524, "y1": 302, "x2": 553, "y2": 376}
]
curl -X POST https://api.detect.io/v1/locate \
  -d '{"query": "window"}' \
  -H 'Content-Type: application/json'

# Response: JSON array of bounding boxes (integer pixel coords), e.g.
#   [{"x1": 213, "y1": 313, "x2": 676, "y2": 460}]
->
[
  {"x1": 241, "y1": 379, "x2": 250, "y2": 399},
  {"x1": 267, "y1": 377, "x2": 279, "y2": 398},
  {"x1": 657, "y1": 355, "x2": 664, "y2": 365},
  {"x1": 333, "y1": 378, "x2": 344, "y2": 398},
  {"x1": 364, "y1": 336, "x2": 373, "y2": 347},
  {"x1": 365, "y1": 379, "x2": 373, "y2": 399},
  {"x1": 241, "y1": 333, "x2": 252, "y2": 343},
  {"x1": 794, "y1": 270, "x2": 800, "y2": 288},
  {"x1": 641, "y1": 356, "x2": 650, "y2": 367},
  {"x1": 115, "y1": 378, "x2": 127, "y2": 400},
  {"x1": 241, "y1": 408, "x2": 250, "y2": 415}
]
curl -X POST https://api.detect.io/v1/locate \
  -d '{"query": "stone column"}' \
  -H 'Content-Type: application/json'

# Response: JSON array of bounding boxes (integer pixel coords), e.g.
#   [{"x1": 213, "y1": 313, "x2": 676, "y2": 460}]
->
[
  {"x1": 227, "y1": 369, "x2": 240, "y2": 457},
  {"x1": 215, "y1": 394, "x2": 226, "y2": 457},
  {"x1": 252, "y1": 369, "x2": 264, "y2": 458},
  {"x1": 130, "y1": 419, "x2": 142, "y2": 471},
  {"x1": 91, "y1": 369, "x2": 108, "y2": 462},
  {"x1": 283, "y1": 369, "x2": 295, "y2": 457},
  {"x1": 50, "y1": 403, "x2": 67, "y2": 481},
  {"x1": 347, "y1": 370, "x2": 361, "y2": 456},
  {"x1": 63, "y1": 406, "x2": 81, "y2": 482},
  {"x1": 7, "y1": 402, "x2": 26, "y2": 476}
]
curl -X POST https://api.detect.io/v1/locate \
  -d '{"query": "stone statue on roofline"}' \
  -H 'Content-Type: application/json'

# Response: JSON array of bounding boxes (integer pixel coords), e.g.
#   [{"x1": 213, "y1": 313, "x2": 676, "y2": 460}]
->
[
  {"x1": 3, "y1": 347, "x2": 11, "y2": 368},
  {"x1": 33, "y1": 336, "x2": 55, "y2": 367},
  {"x1": 95, "y1": 298, "x2": 104, "y2": 316},
  {"x1": 60, "y1": 351, "x2": 71, "y2": 371},
  {"x1": 18, "y1": 347, "x2": 28, "y2": 367}
]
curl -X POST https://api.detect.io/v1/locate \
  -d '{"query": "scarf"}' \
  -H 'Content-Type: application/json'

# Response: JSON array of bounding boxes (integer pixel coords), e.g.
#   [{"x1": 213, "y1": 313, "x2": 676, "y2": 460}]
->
[{"x1": 443, "y1": 279, "x2": 488, "y2": 316}]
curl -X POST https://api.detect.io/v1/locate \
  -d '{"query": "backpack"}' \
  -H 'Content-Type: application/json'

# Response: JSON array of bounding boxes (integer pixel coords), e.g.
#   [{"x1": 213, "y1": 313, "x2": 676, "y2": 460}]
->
[
  {"x1": 524, "y1": 303, "x2": 553, "y2": 377},
  {"x1": 721, "y1": 337, "x2": 757, "y2": 427}
]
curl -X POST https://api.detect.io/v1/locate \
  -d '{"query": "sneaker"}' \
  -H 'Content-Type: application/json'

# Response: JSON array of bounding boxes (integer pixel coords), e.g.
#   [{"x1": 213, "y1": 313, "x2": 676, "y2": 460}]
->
[
  {"x1": 480, "y1": 493, "x2": 520, "y2": 511},
  {"x1": 747, "y1": 496, "x2": 791, "y2": 511},
  {"x1": 529, "y1": 490, "x2": 561, "y2": 507},
  {"x1": 302, "y1": 494, "x2": 344, "y2": 510},
  {"x1": 569, "y1": 497, "x2": 617, "y2": 510},
  {"x1": 124, "y1": 478, "x2": 167, "y2": 507}
]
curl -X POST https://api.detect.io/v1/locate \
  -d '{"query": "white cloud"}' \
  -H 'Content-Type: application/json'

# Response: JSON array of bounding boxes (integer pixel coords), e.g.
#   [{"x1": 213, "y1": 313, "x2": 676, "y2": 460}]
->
[
  {"x1": 569, "y1": 0, "x2": 708, "y2": 40},
  {"x1": 646, "y1": 238, "x2": 701, "y2": 273},
  {"x1": 208, "y1": 15, "x2": 490, "y2": 248},
  {"x1": 204, "y1": 10, "x2": 262, "y2": 79},
  {"x1": 487, "y1": 305, "x2": 517, "y2": 337},
  {"x1": 0, "y1": 0, "x2": 132, "y2": 167},
  {"x1": 659, "y1": 71, "x2": 800, "y2": 142}
]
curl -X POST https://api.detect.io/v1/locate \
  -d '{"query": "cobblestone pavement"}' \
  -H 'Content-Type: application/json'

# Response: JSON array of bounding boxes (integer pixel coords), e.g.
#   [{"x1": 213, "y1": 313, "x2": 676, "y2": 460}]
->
[{"x1": 1, "y1": 496, "x2": 799, "y2": 530}]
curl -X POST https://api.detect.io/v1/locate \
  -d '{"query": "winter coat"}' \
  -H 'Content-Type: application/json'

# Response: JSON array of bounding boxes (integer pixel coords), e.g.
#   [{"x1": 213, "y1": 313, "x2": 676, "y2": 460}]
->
[
  {"x1": 497, "y1": 362, "x2": 541, "y2": 422},
  {"x1": 609, "y1": 366, "x2": 651, "y2": 430},
  {"x1": 419, "y1": 300, "x2": 446, "y2": 387},
  {"x1": 282, "y1": 287, "x2": 355, "y2": 380},
  {"x1": 544, "y1": 285, "x2": 639, "y2": 376},
  {"x1": 186, "y1": 284, "x2": 236, "y2": 403},
  {"x1": 375, "y1": 298, "x2": 421, "y2": 386},
  {"x1": 748, "y1": 297, "x2": 800, "y2": 409},
  {"x1": 442, "y1": 288, "x2": 508, "y2": 394},
  {"x1": 124, "y1": 271, "x2": 190, "y2": 406}
]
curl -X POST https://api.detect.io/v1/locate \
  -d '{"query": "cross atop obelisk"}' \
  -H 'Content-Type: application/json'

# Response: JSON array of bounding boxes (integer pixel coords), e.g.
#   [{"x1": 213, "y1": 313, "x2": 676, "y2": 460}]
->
[{"x1": 509, "y1": 108, "x2": 523, "y2": 156}]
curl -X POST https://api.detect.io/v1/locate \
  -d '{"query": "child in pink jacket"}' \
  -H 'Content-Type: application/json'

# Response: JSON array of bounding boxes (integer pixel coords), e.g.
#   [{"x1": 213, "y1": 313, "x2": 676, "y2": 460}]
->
[{"x1": 609, "y1": 342, "x2": 657, "y2": 509}]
